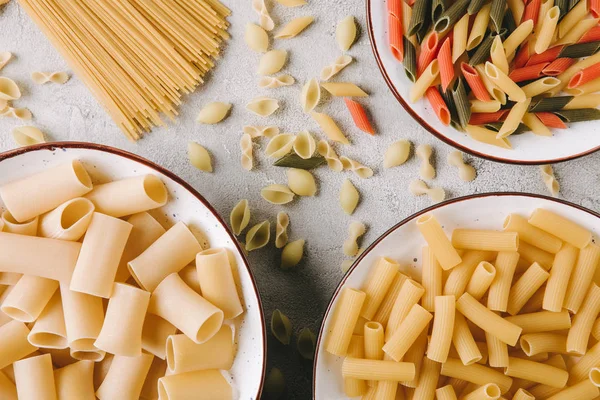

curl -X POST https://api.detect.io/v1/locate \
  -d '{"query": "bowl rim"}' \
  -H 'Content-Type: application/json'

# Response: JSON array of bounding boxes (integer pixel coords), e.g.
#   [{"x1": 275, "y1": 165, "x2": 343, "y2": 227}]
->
[
  {"x1": 364, "y1": 0, "x2": 600, "y2": 165},
  {"x1": 312, "y1": 191, "x2": 600, "y2": 398},
  {"x1": 0, "y1": 141, "x2": 267, "y2": 398}
]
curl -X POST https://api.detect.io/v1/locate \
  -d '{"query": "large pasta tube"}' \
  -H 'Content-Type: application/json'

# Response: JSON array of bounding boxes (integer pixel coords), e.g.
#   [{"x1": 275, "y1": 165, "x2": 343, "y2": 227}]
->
[
  {"x1": 148, "y1": 273, "x2": 224, "y2": 344},
  {"x1": 94, "y1": 283, "x2": 150, "y2": 357},
  {"x1": 342, "y1": 358, "x2": 416, "y2": 381},
  {"x1": 528, "y1": 208, "x2": 592, "y2": 249},
  {"x1": 372, "y1": 271, "x2": 409, "y2": 323},
  {"x1": 543, "y1": 243, "x2": 578, "y2": 312},
  {"x1": 157, "y1": 370, "x2": 232, "y2": 400},
  {"x1": 451, "y1": 229, "x2": 519, "y2": 252},
  {"x1": 413, "y1": 357, "x2": 441, "y2": 400},
  {"x1": 0, "y1": 371, "x2": 16, "y2": 400},
  {"x1": 38, "y1": 197, "x2": 95, "y2": 241},
  {"x1": 385, "y1": 279, "x2": 424, "y2": 340},
  {"x1": 140, "y1": 358, "x2": 167, "y2": 400},
  {"x1": 504, "y1": 357, "x2": 568, "y2": 388},
  {"x1": 141, "y1": 314, "x2": 177, "y2": 360},
  {"x1": 344, "y1": 335, "x2": 367, "y2": 397},
  {"x1": 505, "y1": 310, "x2": 571, "y2": 334},
  {"x1": 569, "y1": 340, "x2": 600, "y2": 384},
  {"x1": 13, "y1": 354, "x2": 56, "y2": 400},
  {"x1": 427, "y1": 295, "x2": 455, "y2": 363},
  {"x1": 0, "y1": 232, "x2": 81, "y2": 282},
  {"x1": 28, "y1": 291, "x2": 67, "y2": 349},
  {"x1": 166, "y1": 324, "x2": 234, "y2": 374},
  {"x1": 54, "y1": 361, "x2": 95, "y2": 400},
  {"x1": 506, "y1": 262, "x2": 549, "y2": 315},
  {"x1": 128, "y1": 221, "x2": 202, "y2": 292},
  {"x1": 416, "y1": 214, "x2": 462, "y2": 270},
  {"x1": 360, "y1": 257, "x2": 399, "y2": 320},
  {"x1": 421, "y1": 247, "x2": 442, "y2": 312},
  {"x1": 70, "y1": 212, "x2": 132, "y2": 298},
  {"x1": 567, "y1": 283, "x2": 600, "y2": 355},
  {"x1": 325, "y1": 287, "x2": 366, "y2": 356},
  {"x1": 383, "y1": 304, "x2": 433, "y2": 361},
  {"x1": 452, "y1": 312, "x2": 482, "y2": 365},
  {"x1": 564, "y1": 243, "x2": 600, "y2": 313},
  {"x1": 84, "y1": 175, "x2": 168, "y2": 218},
  {"x1": 441, "y1": 358, "x2": 513, "y2": 394},
  {"x1": 503, "y1": 213, "x2": 562, "y2": 253},
  {"x1": 0, "y1": 320, "x2": 38, "y2": 369},
  {"x1": 1, "y1": 211, "x2": 38, "y2": 236},
  {"x1": 0, "y1": 160, "x2": 93, "y2": 222},
  {"x1": 195, "y1": 248, "x2": 243, "y2": 320},
  {"x1": 1, "y1": 275, "x2": 58, "y2": 322},
  {"x1": 96, "y1": 353, "x2": 154, "y2": 400}
]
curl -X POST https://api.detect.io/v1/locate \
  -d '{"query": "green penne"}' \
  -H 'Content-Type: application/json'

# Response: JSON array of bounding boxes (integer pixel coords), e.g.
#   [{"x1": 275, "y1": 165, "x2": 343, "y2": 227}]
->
[
  {"x1": 467, "y1": 0, "x2": 486, "y2": 15},
  {"x1": 568, "y1": 0, "x2": 580, "y2": 10},
  {"x1": 490, "y1": 0, "x2": 506, "y2": 33},
  {"x1": 502, "y1": 9, "x2": 516, "y2": 35},
  {"x1": 529, "y1": 96, "x2": 574, "y2": 112},
  {"x1": 484, "y1": 123, "x2": 530, "y2": 135},
  {"x1": 469, "y1": 29, "x2": 507, "y2": 66},
  {"x1": 297, "y1": 327, "x2": 316, "y2": 360},
  {"x1": 404, "y1": 37, "x2": 417, "y2": 83},
  {"x1": 431, "y1": 0, "x2": 447, "y2": 22},
  {"x1": 441, "y1": 86, "x2": 460, "y2": 125},
  {"x1": 554, "y1": 108, "x2": 600, "y2": 123},
  {"x1": 408, "y1": 0, "x2": 431, "y2": 37},
  {"x1": 274, "y1": 153, "x2": 326, "y2": 169},
  {"x1": 271, "y1": 309, "x2": 292, "y2": 345},
  {"x1": 559, "y1": 41, "x2": 600, "y2": 58},
  {"x1": 434, "y1": 0, "x2": 469, "y2": 32},
  {"x1": 451, "y1": 78, "x2": 471, "y2": 129},
  {"x1": 556, "y1": 0, "x2": 569, "y2": 19}
]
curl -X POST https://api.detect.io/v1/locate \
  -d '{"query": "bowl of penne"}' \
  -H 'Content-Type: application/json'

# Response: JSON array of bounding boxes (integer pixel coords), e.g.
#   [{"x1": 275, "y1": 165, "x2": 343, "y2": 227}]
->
[
  {"x1": 367, "y1": 0, "x2": 600, "y2": 164},
  {"x1": 0, "y1": 142, "x2": 266, "y2": 399},
  {"x1": 314, "y1": 192, "x2": 600, "y2": 399}
]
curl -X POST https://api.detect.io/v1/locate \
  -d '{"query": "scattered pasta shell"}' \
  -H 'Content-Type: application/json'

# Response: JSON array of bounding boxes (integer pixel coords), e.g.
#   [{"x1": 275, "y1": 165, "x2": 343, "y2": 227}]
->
[
  {"x1": 293, "y1": 130, "x2": 316, "y2": 159},
  {"x1": 0, "y1": 77, "x2": 21, "y2": 100},
  {"x1": 343, "y1": 221, "x2": 366, "y2": 256},
  {"x1": 31, "y1": 71, "x2": 69, "y2": 85},
  {"x1": 252, "y1": 0, "x2": 275, "y2": 31},
  {"x1": 0, "y1": 107, "x2": 32, "y2": 120},
  {"x1": 271, "y1": 309, "x2": 292, "y2": 344},
  {"x1": 540, "y1": 165, "x2": 560, "y2": 197},
  {"x1": 264, "y1": 368, "x2": 286, "y2": 400},
  {"x1": 448, "y1": 151, "x2": 476, "y2": 182},
  {"x1": 320, "y1": 55, "x2": 353, "y2": 81},
  {"x1": 261, "y1": 184, "x2": 295, "y2": 204},
  {"x1": 246, "y1": 220, "x2": 271, "y2": 251},
  {"x1": 0, "y1": 52, "x2": 12, "y2": 71},
  {"x1": 240, "y1": 133, "x2": 254, "y2": 171},
  {"x1": 321, "y1": 82, "x2": 368, "y2": 97},
  {"x1": 230, "y1": 199, "x2": 251, "y2": 235},
  {"x1": 311, "y1": 112, "x2": 349, "y2": 144},
  {"x1": 246, "y1": 96, "x2": 280, "y2": 117},
  {"x1": 196, "y1": 102, "x2": 231, "y2": 124},
  {"x1": 265, "y1": 134, "x2": 296, "y2": 158},
  {"x1": 275, "y1": 211, "x2": 289, "y2": 249},
  {"x1": 281, "y1": 239, "x2": 305, "y2": 269},
  {"x1": 245, "y1": 23, "x2": 269, "y2": 52},
  {"x1": 187, "y1": 142, "x2": 213, "y2": 172},
  {"x1": 340, "y1": 156, "x2": 373, "y2": 179},
  {"x1": 258, "y1": 75, "x2": 295, "y2": 89},
  {"x1": 317, "y1": 140, "x2": 344, "y2": 171},
  {"x1": 300, "y1": 78, "x2": 321, "y2": 113},
  {"x1": 384, "y1": 140, "x2": 411, "y2": 168},
  {"x1": 336, "y1": 16, "x2": 357, "y2": 51},
  {"x1": 11, "y1": 126, "x2": 45, "y2": 147},
  {"x1": 409, "y1": 179, "x2": 446, "y2": 203},
  {"x1": 275, "y1": 16, "x2": 314, "y2": 39},
  {"x1": 287, "y1": 168, "x2": 317, "y2": 196},
  {"x1": 297, "y1": 327, "x2": 316, "y2": 360},
  {"x1": 258, "y1": 50, "x2": 288, "y2": 75},
  {"x1": 340, "y1": 179, "x2": 359, "y2": 215},
  {"x1": 275, "y1": 0, "x2": 306, "y2": 6},
  {"x1": 243, "y1": 125, "x2": 280, "y2": 138}
]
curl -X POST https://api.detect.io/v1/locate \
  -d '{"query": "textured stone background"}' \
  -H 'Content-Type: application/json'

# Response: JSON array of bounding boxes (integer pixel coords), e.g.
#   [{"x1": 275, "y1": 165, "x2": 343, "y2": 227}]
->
[{"x1": 1, "y1": 0, "x2": 599, "y2": 398}]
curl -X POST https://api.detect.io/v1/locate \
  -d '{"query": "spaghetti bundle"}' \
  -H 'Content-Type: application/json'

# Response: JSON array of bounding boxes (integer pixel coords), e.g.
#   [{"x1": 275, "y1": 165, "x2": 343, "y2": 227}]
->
[{"x1": 18, "y1": 0, "x2": 230, "y2": 140}]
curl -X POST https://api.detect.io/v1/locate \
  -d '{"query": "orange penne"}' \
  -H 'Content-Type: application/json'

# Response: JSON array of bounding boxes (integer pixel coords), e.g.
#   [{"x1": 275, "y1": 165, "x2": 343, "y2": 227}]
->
[
  {"x1": 526, "y1": 46, "x2": 562, "y2": 66},
  {"x1": 418, "y1": 32, "x2": 439, "y2": 76},
  {"x1": 543, "y1": 58, "x2": 575, "y2": 76},
  {"x1": 438, "y1": 37, "x2": 454, "y2": 92},
  {"x1": 425, "y1": 87, "x2": 451, "y2": 126},
  {"x1": 521, "y1": 0, "x2": 541, "y2": 24},
  {"x1": 580, "y1": 26, "x2": 600, "y2": 43},
  {"x1": 387, "y1": 0, "x2": 402, "y2": 19},
  {"x1": 509, "y1": 63, "x2": 549, "y2": 82},
  {"x1": 592, "y1": 0, "x2": 600, "y2": 18},
  {"x1": 461, "y1": 63, "x2": 490, "y2": 101},
  {"x1": 344, "y1": 98, "x2": 375, "y2": 135},
  {"x1": 389, "y1": 14, "x2": 404, "y2": 62},
  {"x1": 535, "y1": 112, "x2": 567, "y2": 129},
  {"x1": 569, "y1": 63, "x2": 600, "y2": 88},
  {"x1": 513, "y1": 44, "x2": 531, "y2": 69}
]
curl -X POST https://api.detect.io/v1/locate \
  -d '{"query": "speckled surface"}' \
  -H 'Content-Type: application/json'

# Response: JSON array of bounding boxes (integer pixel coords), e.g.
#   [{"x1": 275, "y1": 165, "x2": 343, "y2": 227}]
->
[{"x1": 1, "y1": 0, "x2": 599, "y2": 398}]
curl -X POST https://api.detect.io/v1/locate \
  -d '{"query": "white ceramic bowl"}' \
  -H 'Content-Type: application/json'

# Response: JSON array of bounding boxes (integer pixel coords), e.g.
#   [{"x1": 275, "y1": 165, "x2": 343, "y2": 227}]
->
[
  {"x1": 313, "y1": 193, "x2": 600, "y2": 398},
  {"x1": 0, "y1": 142, "x2": 266, "y2": 398},
  {"x1": 366, "y1": 0, "x2": 600, "y2": 164}
]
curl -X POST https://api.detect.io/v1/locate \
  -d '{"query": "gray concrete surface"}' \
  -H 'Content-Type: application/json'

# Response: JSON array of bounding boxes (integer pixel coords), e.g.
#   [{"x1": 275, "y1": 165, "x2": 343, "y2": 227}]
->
[{"x1": 1, "y1": 0, "x2": 599, "y2": 398}]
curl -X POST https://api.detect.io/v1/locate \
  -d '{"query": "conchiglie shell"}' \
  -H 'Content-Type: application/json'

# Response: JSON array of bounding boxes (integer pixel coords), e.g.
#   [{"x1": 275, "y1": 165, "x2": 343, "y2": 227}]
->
[
  {"x1": 230, "y1": 199, "x2": 251, "y2": 235},
  {"x1": 245, "y1": 23, "x2": 269, "y2": 52},
  {"x1": 246, "y1": 97, "x2": 280, "y2": 117},
  {"x1": 188, "y1": 142, "x2": 213, "y2": 172},
  {"x1": 317, "y1": 139, "x2": 344, "y2": 171},
  {"x1": 320, "y1": 55, "x2": 353, "y2": 81},
  {"x1": 271, "y1": 309, "x2": 292, "y2": 344},
  {"x1": 281, "y1": 239, "x2": 305, "y2": 269},
  {"x1": 384, "y1": 140, "x2": 411, "y2": 168},
  {"x1": 11, "y1": 126, "x2": 45, "y2": 147},
  {"x1": 252, "y1": 0, "x2": 275, "y2": 31},
  {"x1": 293, "y1": 130, "x2": 316, "y2": 159},
  {"x1": 275, "y1": 16, "x2": 315, "y2": 39},
  {"x1": 246, "y1": 220, "x2": 271, "y2": 251},
  {"x1": 240, "y1": 133, "x2": 254, "y2": 171},
  {"x1": 339, "y1": 179, "x2": 359, "y2": 215},
  {"x1": 258, "y1": 75, "x2": 295, "y2": 89},
  {"x1": 1, "y1": 107, "x2": 32, "y2": 120},
  {"x1": 261, "y1": 184, "x2": 295, "y2": 204},
  {"x1": 0, "y1": 52, "x2": 12, "y2": 71},
  {"x1": 0, "y1": 77, "x2": 21, "y2": 100},
  {"x1": 258, "y1": 50, "x2": 288, "y2": 75},
  {"x1": 275, "y1": 212, "x2": 289, "y2": 249},
  {"x1": 243, "y1": 125, "x2": 280, "y2": 138},
  {"x1": 340, "y1": 156, "x2": 373, "y2": 179},
  {"x1": 31, "y1": 71, "x2": 70, "y2": 85},
  {"x1": 336, "y1": 16, "x2": 357, "y2": 51},
  {"x1": 301, "y1": 78, "x2": 320, "y2": 113},
  {"x1": 38, "y1": 197, "x2": 95, "y2": 241},
  {"x1": 287, "y1": 168, "x2": 317, "y2": 196},
  {"x1": 196, "y1": 102, "x2": 231, "y2": 124},
  {"x1": 265, "y1": 134, "x2": 296, "y2": 158}
]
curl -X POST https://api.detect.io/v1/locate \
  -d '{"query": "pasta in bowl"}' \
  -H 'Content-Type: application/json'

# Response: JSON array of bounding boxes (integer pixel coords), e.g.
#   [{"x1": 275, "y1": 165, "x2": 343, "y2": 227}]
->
[
  {"x1": 367, "y1": 0, "x2": 600, "y2": 164},
  {"x1": 314, "y1": 192, "x2": 600, "y2": 399},
  {"x1": 0, "y1": 142, "x2": 266, "y2": 399}
]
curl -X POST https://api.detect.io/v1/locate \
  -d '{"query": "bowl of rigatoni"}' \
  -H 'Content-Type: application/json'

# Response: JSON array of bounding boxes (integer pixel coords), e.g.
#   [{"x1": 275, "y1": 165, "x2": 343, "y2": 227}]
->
[
  {"x1": 0, "y1": 142, "x2": 266, "y2": 399},
  {"x1": 367, "y1": 0, "x2": 600, "y2": 164},
  {"x1": 314, "y1": 192, "x2": 600, "y2": 399}
]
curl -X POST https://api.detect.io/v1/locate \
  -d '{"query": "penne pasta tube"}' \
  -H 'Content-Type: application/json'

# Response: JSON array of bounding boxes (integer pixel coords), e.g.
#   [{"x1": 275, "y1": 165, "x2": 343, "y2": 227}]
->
[
  {"x1": 148, "y1": 273, "x2": 224, "y2": 344},
  {"x1": 555, "y1": 18, "x2": 599, "y2": 46},
  {"x1": 0, "y1": 232, "x2": 81, "y2": 282},
  {"x1": 436, "y1": 385, "x2": 457, "y2": 400},
  {"x1": 505, "y1": 357, "x2": 568, "y2": 388},
  {"x1": 1, "y1": 211, "x2": 37, "y2": 236},
  {"x1": 470, "y1": 99, "x2": 502, "y2": 113},
  {"x1": 344, "y1": 335, "x2": 367, "y2": 397},
  {"x1": 94, "y1": 283, "x2": 150, "y2": 357},
  {"x1": 70, "y1": 212, "x2": 132, "y2": 298},
  {"x1": 550, "y1": 52, "x2": 600, "y2": 96},
  {"x1": 522, "y1": 77, "x2": 561, "y2": 98},
  {"x1": 452, "y1": 14, "x2": 469, "y2": 62},
  {"x1": 28, "y1": 291, "x2": 67, "y2": 349},
  {"x1": 567, "y1": 283, "x2": 600, "y2": 354},
  {"x1": 467, "y1": 4, "x2": 491, "y2": 51},
  {"x1": 444, "y1": 250, "x2": 495, "y2": 298},
  {"x1": 1, "y1": 275, "x2": 58, "y2": 322},
  {"x1": 96, "y1": 353, "x2": 154, "y2": 400},
  {"x1": 326, "y1": 287, "x2": 366, "y2": 356},
  {"x1": 485, "y1": 62, "x2": 526, "y2": 102},
  {"x1": 490, "y1": 36, "x2": 509, "y2": 75},
  {"x1": 84, "y1": 175, "x2": 168, "y2": 218},
  {"x1": 506, "y1": 262, "x2": 549, "y2": 315},
  {"x1": 385, "y1": 279, "x2": 425, "y2": 340},
  {"x1": 409, "y1": 60, "x2": 440, "y2": 103},
  {"x1": 0, "y1": 320, "x2": 38, "y2": 369},
  {"x1": 401, "y1": 325, "x2": 429, "y2": 387},
  {"x1": 462, "y1": 383, "x2": 501, "y2": 400},
  {"x1": 451, "y1": 229, "x2": 518, "y2": 252},
  {"x1": 505, "y1": 310, "x2": 571, "y2": 334},
  {"x1": 465, "y1": 261, "x2": 496, "y2": 301},
  {"x1": 195, "y1": 248, "x2": 243, "y2": 320},
  {"x1": 427, "y1": 295, "x2": 455, "y2": 363},
  {"x1": 166, "y1": 325, "x2": 233, "y2": 374},
  {"x1": 38, "y1": 198, "x2": 94, "y2": 241},
  {"x1": 416, "y1": 214, "x2": 462, "y2": 271},
  {"x1": 140, "y1": 358, "x2": 166, "y2": 400},
  {"x1": 360, "y1": 257, "x2": 399, "y2": 320},
  {"x1": 474, "y1": 64, "x2": 508, "y2": 105},
  {"x1": 0, "y1": 371, "x2": 16, "y2": 400},
  {"x1": 520, "y1": 333, "x2": 567, "y2": 356},
  {"x1": 372, "y1": 271, "x2": 409, "y2": 324},
  {"x1": 128, "y1": 221, "x2": 202, "y2": 292},
  {"x1": 157, "y1": 370, "x2": 233, "y2": 400},
  {"x1": 452, "y1": 311, "x2": 482, "y2": 365},
  {"x1": 535, "y1": 6, "x2": 560, "y2": 54},
  {"x1": 564, "y1": 243, "x2": 600, "y2": 313},
  {"x1": 54, "y1": 361, "x2": 95, "y2": 400},
  {"x1": 383, "y1": 304, "x2": 433, "y2": 361},
  {"x1": 465, "y1": 124, "x2": 512, "y2": 149},
  {"x1": 342, "y1": 357, "x2": 415, "y2": 381},
  {"x1": 421, "y1": 247, "x2": 442, "y2": 312},
  {"x1": 557, "y1": 0, "x2": 588, "y2": 38},
  {"x1": 503, "y1": 213, "x2": 562, "y2": 254},
  {"x1": 0, "y1": 160, "x2": 92, "y2": 222},
  {"x1": 503, "y1": 20, "x2": 534, "y2": 56},
  {"x1": 141, "y1": 314, "x2": 178, "y2": 360},
  {"x1": 13, "y1": 354, "x2": 56, "y2": 400},
  {"x1": 563, "y1": 94, "x2": 600, "y2": 109},
  {"x1": 528, "y1": 208, "x2": 592, "y2": 249},
  {"x1": 567, "y1": 77, "x2": 600, "y2": 96},
  {"x1": 412, "y1": 357, "x2": 441, "y2": 400},
  {"x1": 543, "y1": 243, "x2": 578, "y2": 311},
  {"x1": 498, "y1": 98, "x2": 531, "y2": 139},
  {"x1": 440, "y1": 358, "x2": 513, "y2": 393}
]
